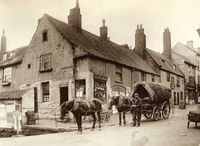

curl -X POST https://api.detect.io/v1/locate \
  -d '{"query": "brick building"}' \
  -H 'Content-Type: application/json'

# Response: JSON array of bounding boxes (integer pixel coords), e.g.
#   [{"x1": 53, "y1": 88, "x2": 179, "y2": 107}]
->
[
  {"x1": 134, "y1": 26, "x2": 185, "y2": 105},
  {"x1": 172, "y1": 41, "x2": 200, "y2": 103},
  {"x1": 0, "y1": 1, "x2": 158, "y2": 119}
]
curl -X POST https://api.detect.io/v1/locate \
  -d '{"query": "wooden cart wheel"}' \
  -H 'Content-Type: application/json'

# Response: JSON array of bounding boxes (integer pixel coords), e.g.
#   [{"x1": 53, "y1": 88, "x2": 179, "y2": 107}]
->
[
  {"x1": 161, "y1": 101, "x2": 170, "y2": 119},
  {"x1": 153, "y1": 106, "x2": 161, "y2": 121},
  {"x1": 144, "y1": 111, "x2": 153, "y2": 119}
]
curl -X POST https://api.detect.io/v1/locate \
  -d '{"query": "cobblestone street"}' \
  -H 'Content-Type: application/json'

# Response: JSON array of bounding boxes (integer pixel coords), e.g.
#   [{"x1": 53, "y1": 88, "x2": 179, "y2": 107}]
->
[{"x1": 0, "y1": 105, "x2": 199, "y2": 146}]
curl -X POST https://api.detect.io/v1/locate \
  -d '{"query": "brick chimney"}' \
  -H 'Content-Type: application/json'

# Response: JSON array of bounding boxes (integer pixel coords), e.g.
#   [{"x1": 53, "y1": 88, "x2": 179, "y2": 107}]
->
[
  {"x1": 186, "y1": 40, "x2": 193, "y2": 49},
  {"x1": 68, "y1": 0, "x2": 82, "y2": 30},
  {"x1": 163, "y1": 28, "x2": 171, "y2": 60},
  {"x1": 134, "y1": 24, "x2": 146, "y2": 58},
  {"x1": 100, "y1": 19, "x2": 108, "y2": 40},
  {"x1": 1, "y1": 30, "x2": 6, "y2": 52}
]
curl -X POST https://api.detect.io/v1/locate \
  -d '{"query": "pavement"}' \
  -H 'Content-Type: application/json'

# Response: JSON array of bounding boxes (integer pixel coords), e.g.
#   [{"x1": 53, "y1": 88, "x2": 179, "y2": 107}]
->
[
  {"x1": 23, "y1": 111, "x2": 118, "y2": 132},
  {"x1": 0, "y1": 104, "x2": 200, "y2": 146}
]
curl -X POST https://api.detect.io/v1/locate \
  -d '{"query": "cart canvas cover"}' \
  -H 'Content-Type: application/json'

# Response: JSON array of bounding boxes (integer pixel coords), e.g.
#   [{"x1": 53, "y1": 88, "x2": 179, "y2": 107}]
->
[{"x1": 132, "y1": 81, "x2": 171, "y2": 103}]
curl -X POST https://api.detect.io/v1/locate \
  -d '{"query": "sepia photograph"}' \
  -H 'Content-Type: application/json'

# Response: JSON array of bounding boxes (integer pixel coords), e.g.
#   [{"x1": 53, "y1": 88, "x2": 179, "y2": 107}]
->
[{"x1": 0, "y1": 0, "x2": 200, "y2": 145}]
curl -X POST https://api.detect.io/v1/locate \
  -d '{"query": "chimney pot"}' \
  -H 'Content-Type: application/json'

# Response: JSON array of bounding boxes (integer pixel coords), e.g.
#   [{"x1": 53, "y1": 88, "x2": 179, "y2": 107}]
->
[
  {"x1": 186, "y1": 40, "x2": 193, "y2": 49},
  {"x1": 68, "y1": 0, "x2": 82, "y2": 30},
  {"x1": 100, "y1": 19, "x2": 108, "y2": 40}
]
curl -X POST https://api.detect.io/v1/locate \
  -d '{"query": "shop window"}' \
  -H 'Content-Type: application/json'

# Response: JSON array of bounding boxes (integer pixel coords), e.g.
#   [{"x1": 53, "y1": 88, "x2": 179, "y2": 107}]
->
[
  {"x1": 75, "y1": 79, "x2": 86, "y2": 98},
  {"x1": 94, "y1": 76, "x2": 107, "y2": 103},
  {"x1": 42, "y1": 30, "x2": 48, "y2": 42},
  {"x1": 2, "y1": 67, "x2": 12, "y2": 83},
  {"x1": 41, "y1": 82, "x2": 50, "y2": 102},
  {"x1": 39, "y1": 53, "x2": 52, "y2": 72},
  {"x1": 115, "y1": 65, "x2": 122, "y2": 83}
]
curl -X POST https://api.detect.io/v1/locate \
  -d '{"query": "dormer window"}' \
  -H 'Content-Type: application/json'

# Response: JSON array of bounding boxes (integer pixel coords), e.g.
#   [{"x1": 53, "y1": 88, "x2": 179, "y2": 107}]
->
[
  {"x1": 3, "y1": 53, "x2": 7, "y2": 61},
  {"x1": 42, "y1": 30, "x2": 48, "y2": 42},
  {"x1": 2, "y1": 67, "x2": 12, "y2": 86}
]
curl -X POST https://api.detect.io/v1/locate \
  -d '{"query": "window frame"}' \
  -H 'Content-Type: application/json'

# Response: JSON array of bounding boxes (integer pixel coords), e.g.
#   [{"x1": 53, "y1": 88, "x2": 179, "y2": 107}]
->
[
  {"x1": 2, "y1": 67, "x2": 12, "y2": 83},
  {"x1": 141, "y1": 72, "x2": 146, "y2": 81},
  {"x1": 42, "y1": 30, "x2": 48, "y2": 42},
  {"x1": 167, "y1": 72, "x2": 170, "y2": 82},
  {"x1": 115, "y1": 65, "x2": 123, "y2": 83},
  {"x1": 75, "y1": 79, "x2": 86, "y2": 98},
  {"x1": 39, "y1": 53, "x2": 53, "y2": 72},
  {"x1": 41, "y1": 82, "x2": 50, "y2": 102}
]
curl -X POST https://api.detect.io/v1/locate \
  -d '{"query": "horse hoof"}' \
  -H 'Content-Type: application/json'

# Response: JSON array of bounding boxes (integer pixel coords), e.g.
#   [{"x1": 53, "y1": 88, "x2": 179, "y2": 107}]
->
[
  {"x1": 77, "y1": 131, "x2": 82, "y2": 134},
  {"x1": 98, "y1": 128, "x2": 102, "y2": 131},
  {"x1": 91, "y1": 129, "x2": 94, "y2": 131}
]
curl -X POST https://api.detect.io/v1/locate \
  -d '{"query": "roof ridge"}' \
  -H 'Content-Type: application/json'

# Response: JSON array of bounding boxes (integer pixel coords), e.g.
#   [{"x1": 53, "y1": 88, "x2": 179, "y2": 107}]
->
[{"x1": 45, "y1": 14, "x2": 157, "y2": 75}]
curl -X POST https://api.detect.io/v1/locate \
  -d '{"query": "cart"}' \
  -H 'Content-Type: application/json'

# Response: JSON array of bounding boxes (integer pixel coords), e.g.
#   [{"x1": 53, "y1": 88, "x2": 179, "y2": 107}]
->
[{"x1": 131, "y1": 81, "x2": 171, "y2": 121}]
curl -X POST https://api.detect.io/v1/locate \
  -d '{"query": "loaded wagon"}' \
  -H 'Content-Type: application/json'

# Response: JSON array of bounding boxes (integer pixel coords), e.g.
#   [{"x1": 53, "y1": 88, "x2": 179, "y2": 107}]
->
[{"x1": 131, "y1": 81, "x2": 171, "y2": 121}]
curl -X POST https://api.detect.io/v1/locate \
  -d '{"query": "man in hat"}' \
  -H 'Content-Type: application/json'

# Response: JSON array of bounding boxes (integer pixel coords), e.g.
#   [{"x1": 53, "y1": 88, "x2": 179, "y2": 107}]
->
[{"x1": 132, "y1": 93, "x2": 142, "y2": 127}]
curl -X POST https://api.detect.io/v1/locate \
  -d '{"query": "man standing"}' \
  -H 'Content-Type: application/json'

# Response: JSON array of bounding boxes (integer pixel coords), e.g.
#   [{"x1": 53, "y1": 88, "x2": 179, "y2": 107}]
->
[{"x1": 132, "y1": 93, "x2": 142, "y2": 127}]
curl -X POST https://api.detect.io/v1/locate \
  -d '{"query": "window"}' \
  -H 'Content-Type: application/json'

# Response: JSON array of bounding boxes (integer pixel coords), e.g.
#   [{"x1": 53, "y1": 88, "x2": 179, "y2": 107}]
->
[
  {"x1": 39, "y1": 53, "x2": 52, "y2": 72},
  {"x1": 75, "y1": 79, "x2": 86, "y2": 98},
  {"x1": 173, "y1": 65, "x2": 176, "y2": 70},
  {"x1": 115, "y1": 65, "x2": 122, "y2": 83},
  {"x1": 141, "y1": 72, "x2": 146, "y2": 81},
  {"x1": 167, "y1": 72, "x2": 170, "y2": 82},
  {"x1": 170, "y1": 76, "x2": 175, "y2": 89},
  {"x1": 177, "y1": 77, "x2": 180, "y2": 87},
  {"x1": 174, "y1": 92, "x2": 177, "y2": 105},
  {"x1": 42, "y1": 30, "x2": 48, "y2": 42},
  {"x1": 188, "y1": 65, "x2": 191, "y2": 73},
  {"x1": 2, "y1": 67, "x2": 12, "y2": 83},
  {"x1": 41, "y1": 82, "x2": 50, "y2": 102},
  {"x1": 27, "y1": 64, "x2": 31, "y2": 69},
  {"x1": 152, "y1": 75, "x2": 155, "y2": 82},
  {"x1": 180, "y1": 92, "x2": 183, "y2": 100}
]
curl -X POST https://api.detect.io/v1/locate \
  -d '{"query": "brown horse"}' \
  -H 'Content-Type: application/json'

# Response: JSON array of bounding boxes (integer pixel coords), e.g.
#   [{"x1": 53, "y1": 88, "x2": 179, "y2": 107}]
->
[
  {"x1": 109, "y1": 95, "x2": 133, "y2": 126},
  {"x1": 61, "y1": 98, "x2": 102, "y2": 134}
]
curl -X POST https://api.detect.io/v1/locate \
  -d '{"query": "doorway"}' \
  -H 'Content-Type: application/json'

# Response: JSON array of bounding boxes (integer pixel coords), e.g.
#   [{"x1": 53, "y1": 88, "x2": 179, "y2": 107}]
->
[{"x1": 60, "y1": 86, "x2": 69, "y2": 105}]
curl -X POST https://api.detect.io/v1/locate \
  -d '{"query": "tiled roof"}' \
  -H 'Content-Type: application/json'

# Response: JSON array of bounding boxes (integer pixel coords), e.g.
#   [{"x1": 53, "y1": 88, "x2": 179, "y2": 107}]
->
[
  {"x1": 0, "y1": 46, "x2": 27, "y2": 68},
  {"x1": 0, "y1": 89, "x2": 28, "y2": 100},
  {"x1": 172, "y1": 50, "x2": 196, "y2": 66},
  {"x1": 45, "y1": 14, "x2": 158, "y2": 75},
  {"x1": 146, "y1": 49, "x2": 184, "y2": 77}
]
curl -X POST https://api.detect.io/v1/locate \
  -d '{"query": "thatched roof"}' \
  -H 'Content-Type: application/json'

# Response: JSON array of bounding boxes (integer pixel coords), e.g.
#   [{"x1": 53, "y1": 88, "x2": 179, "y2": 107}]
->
[{"x1": 132, "y1": 81, "x2": 171, "y2": 103}]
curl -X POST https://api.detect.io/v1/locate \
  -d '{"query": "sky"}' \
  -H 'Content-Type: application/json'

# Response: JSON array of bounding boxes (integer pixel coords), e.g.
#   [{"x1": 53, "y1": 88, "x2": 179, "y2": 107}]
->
[{"x1": 0, "y1": 0, "x2": 200, "y2": 52}]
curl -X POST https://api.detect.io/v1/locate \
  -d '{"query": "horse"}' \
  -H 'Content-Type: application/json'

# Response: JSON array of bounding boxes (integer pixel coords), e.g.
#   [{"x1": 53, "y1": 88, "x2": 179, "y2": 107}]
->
[
  {"x1": 109, "y1": 95, "x2": 133, "y2": 126},
  {"x1": 60, "y1": 98, "x2": 102, "y2": 134}
]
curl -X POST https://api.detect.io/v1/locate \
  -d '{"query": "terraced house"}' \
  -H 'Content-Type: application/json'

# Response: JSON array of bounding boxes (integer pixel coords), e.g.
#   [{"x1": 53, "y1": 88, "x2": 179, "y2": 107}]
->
[
  {"x1": 0, "y1": 1, "x2": 159, "y2": 121},
  {"x1": 134, "y1": 26, "x2": 185, "y2": 105}
]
